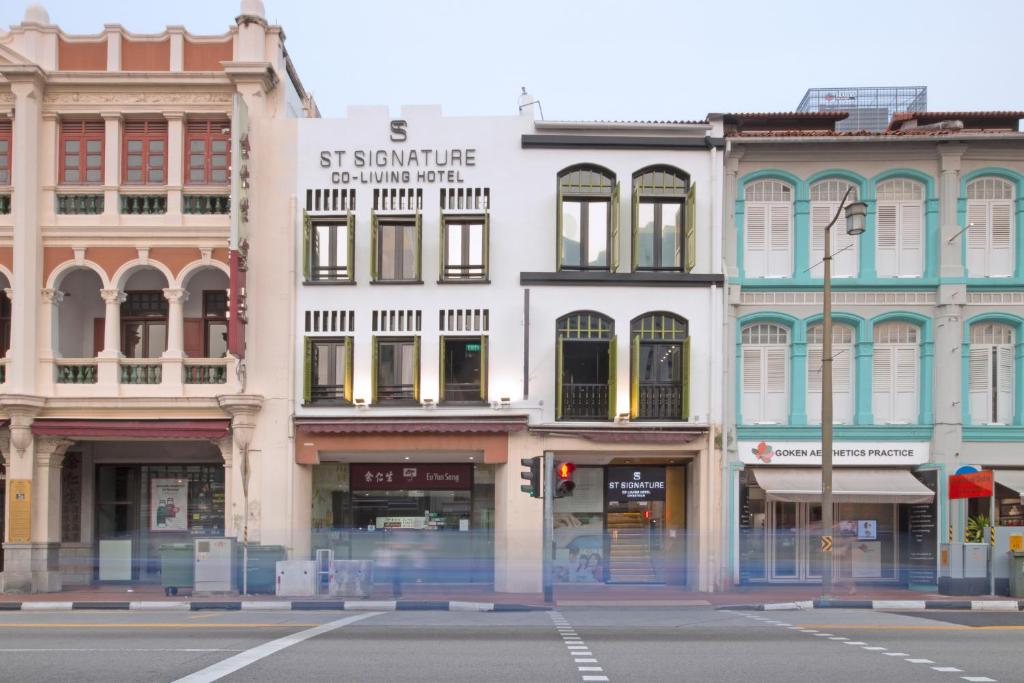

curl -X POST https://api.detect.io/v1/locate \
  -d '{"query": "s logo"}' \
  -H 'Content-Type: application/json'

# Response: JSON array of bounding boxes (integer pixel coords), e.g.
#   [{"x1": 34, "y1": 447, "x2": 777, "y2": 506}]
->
[
  {"x1": 633, "y1": 472, "x2": 641, "y2": 481},
  {"x1": 390, "y1": 119, "x2": 408, "y2": 142}
]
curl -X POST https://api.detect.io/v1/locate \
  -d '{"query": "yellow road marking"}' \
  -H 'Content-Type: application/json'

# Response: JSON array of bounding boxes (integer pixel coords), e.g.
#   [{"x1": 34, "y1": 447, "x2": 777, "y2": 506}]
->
[
  {"x1": 0, "y1": 623, "x2": 320, "y2": 629},
  {"x1": 795, "y1": 624, "x2": 1024, "y2": 631}
]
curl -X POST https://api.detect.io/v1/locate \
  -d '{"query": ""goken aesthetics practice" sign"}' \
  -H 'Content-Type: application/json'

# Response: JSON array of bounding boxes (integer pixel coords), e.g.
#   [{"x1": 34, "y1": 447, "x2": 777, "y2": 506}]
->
[
  {"x1": 606, "y1": 467, "x2": 667, "y2": 502},
  {"x1": 739, "y1": 441, "x2": 930, "y2": 466}
]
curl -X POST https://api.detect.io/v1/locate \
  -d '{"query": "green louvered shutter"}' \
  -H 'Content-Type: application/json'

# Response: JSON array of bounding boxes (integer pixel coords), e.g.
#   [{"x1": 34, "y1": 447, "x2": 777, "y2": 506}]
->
[
  {"x1": 370, "y1": 213, "x2": 379, "y2": 281},
  {"x1": 302, "y1": 336, "x2": 312, "y2": 404},
  {"x1": 415, "y1": 211, "x2": 423, "y2": 281},
  {"x1": 556, "y1": 337, "x2": 564, "y2": 419},
  {"x1": 438, "y1": 336, "x2": 447, "y2": 402},
  {"x1": 439, "y1": 210, "x2": 446, "y2": 281},
  {"x1": 302, "y1": 211, "x2": 311, "y2": 281},
  {"x1": 480, "y1": 335, "x2": 489, "y2": 401},
  {"x1": 346, "y1": 209, "x2": 355, "y2": 281},
  {"x1": 681, "y1": 337, "x2": 691, "y2": 421},
  {"x1": 555, "y1": 180, "x2": 564, "y2": 271},
  {"x1": 610, "y1": 181, "x2": 621, "y2": 272},
  {"x1": 630, "y1": 333, "x2": 640, "y2": 418},
  {"x1": 344, "y1": 338, "x2": 354, "y2": 403},
  {"x1": 371, "y1": 336, "x2": 379, "y2": 403},
  {"x1": 607, "y1": 336, "x2": 618, "y2": 421},
  {"x1": 412, "y1": 336, "x2": 421, "y2": 401},
  {"x1": 685, "y1": 182, "x2": 697, "y2": 272},
  {"x1": 631, "y1": 187, "x2": 640, "y2": 272},
  {"x1": 483, "y1": 211, "x2": 490, "y2": 280}
]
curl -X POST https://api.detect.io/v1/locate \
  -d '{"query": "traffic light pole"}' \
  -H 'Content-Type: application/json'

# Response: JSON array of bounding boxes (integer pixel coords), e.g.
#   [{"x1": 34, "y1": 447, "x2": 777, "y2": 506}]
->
[{"x1": 543, "y1": 450, "x2": 554, "y2": 604}]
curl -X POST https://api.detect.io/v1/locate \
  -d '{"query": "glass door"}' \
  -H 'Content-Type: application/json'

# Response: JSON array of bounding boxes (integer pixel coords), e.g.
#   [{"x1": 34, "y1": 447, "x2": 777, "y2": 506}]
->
[{"x1": 770, "y1": 501, "x2": 799, "y2": 579}]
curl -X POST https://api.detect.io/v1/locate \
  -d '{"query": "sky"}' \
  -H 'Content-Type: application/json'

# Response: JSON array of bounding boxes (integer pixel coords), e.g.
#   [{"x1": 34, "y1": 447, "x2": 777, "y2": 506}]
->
[{"x1": 2, "y1": 0, "x2": 1022, "y2": 121}]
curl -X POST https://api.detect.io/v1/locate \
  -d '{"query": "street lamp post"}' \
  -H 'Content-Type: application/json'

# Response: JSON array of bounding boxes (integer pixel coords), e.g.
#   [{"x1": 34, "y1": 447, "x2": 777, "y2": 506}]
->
[{"x1": 820, "y1": 189, "x2": 867, "y2": 598}]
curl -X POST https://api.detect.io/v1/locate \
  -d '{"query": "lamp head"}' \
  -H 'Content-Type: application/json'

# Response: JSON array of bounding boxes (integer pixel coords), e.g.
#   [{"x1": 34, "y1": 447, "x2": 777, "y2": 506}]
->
[{"x1": 844, "y1": 200, "x2": 867, "y2": 236}]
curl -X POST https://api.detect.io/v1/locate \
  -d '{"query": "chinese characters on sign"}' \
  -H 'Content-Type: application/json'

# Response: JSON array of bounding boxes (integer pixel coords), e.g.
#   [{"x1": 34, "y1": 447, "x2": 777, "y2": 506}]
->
[{"x1": 350, "y1": 464, "x2": 473, "y2": 491}]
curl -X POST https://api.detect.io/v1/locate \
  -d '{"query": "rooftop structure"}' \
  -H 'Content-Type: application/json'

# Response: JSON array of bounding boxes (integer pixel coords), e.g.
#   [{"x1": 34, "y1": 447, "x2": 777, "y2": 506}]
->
[{"x1": 796, "y1": 86, "x2": 927, "y2": 132}]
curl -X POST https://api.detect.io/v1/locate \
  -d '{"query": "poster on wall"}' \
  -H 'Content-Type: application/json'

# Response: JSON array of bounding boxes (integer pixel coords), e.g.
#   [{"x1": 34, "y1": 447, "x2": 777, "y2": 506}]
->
[
  {"x1": 150, "y1": 479, "x2": 188, "y2": 531},
  {"x1": 553, "y1": 513, "x2": 605, "y2": 583}
]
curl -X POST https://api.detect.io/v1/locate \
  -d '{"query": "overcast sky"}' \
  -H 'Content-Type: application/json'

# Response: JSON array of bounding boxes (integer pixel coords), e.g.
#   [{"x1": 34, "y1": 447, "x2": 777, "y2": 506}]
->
[{"x1": 3, "y1": 0, "x2": 1021, "y2": 120}]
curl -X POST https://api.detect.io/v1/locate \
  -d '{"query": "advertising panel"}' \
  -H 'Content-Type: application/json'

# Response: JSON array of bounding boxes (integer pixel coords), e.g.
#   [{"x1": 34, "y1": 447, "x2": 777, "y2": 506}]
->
[{"x1": 150, "y1": 479, "x2": 189, "y2": 531}]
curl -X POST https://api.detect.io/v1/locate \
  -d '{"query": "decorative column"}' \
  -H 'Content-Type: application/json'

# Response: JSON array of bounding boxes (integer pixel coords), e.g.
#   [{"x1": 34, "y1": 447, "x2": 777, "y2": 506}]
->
[
  {"x1": 3, "y1": 288, "x2": 12, "y2": 360},
  {"x1": 165, "y1": 112, "x2": 184, "y2": 218},
  {"x1": 101, "y1": 113, "x2": 121, "y2": 224},
  {"x1": 0, "y1": 395, "x2": 45, "y2": 593},
  {"x1": 39, "y1": 288, "x2": 63, "y2": 359},
  {"x1": 97, "y1": 289, "x2": 124, "y2": 388},
  {"x1": 162, "y1": 288, "x2": 188, "y2": 359},
  {"x1": 217, "y1": 394, "x2": 263, "y2": 542},
  {"x1": 31, "y1": 437, "x2": 73, "y2": 592}
]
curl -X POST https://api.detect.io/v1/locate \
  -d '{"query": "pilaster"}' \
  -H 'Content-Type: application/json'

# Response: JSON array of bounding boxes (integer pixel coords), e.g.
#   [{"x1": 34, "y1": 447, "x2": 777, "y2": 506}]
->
[
  {"x1": 101, "y1": 113, "x2": 122, "y2": 224},
  {"x1": 939, "y1": 143, "x2": 966, "y2": 279}
]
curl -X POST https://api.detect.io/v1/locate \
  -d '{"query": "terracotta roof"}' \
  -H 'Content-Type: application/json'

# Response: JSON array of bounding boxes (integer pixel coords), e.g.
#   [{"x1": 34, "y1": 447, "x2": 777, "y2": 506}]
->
[
  {"x1": 732, "y1": 127, "x2": 1024, "y2": 138},
  {"x1": 887, "y1": 110, "x2": 1024, "y2": 131},
  {"x1": 726, "y1": 111, "x2": 850, "y2": 120}
]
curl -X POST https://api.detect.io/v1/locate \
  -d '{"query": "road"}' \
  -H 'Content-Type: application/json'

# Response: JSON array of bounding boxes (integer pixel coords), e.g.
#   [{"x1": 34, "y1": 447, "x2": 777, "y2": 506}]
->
[{"x1": 0, "y1": 607, "x2": 1019, "y2": 682}]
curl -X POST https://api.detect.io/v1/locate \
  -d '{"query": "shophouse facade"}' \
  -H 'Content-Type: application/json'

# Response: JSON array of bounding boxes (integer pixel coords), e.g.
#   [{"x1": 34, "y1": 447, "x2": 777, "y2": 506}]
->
[
  {"x1": 291, "y1": 101, "x2": 727, "y2": 592},
  {"x1": 0, "y1": 1, "x2": 314, "y2": 592},
  {"x1": 723, "y1": 111, "x2": 1024, "y2": 590}
]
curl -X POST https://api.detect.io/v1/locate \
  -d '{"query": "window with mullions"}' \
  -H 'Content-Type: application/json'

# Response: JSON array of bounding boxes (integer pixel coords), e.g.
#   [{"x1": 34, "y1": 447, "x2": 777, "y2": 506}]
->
[
  {"x1": 122, "y1": 121, "x2": 167, "y2": 185},
  {"x1": 373, "y1": 337, "x2": 420, "y2": 403},
  {"x1": 305, "y1": 217, "x2": 354, "y2": 282},
  {"x1": 557, "y1": 311, "x2": 616, "y2": 421},
  {"x1": 0, "y1": 120, "x2": 11, "y2": 186},
  {"x1": 632, "y1": 167, "x2": 695, "y2": 272},
  {"x1": 303, "y1": 337, "x2": 353, "y2": 404},
  {"x1": 60, "y1": 120, "x2": 104, "y2": 185},
  {"x1": 0, "y1": 295, "x2": 9, "y2": 356},
  {"x1": 371, "y1": 216, "x2": 421, "y2": 282},
  {"x1": 442, "y1": 218, "x2": 488, "y2": 281},
  {"x1": 630, "y1": 313, "x2": 689, "y2": 421},
  {"x1": 557, "y1": 166, "x2": 619, "y2": 271},
  {"x1": 121, "y1": 291, "x2": 168, "y2": 358},
  {"x1": 203, "y1": 291, "x2": 228, "y2": 358},
  {"x1": 440, "y1": 337, "x2": 487, "y2": 403},
  {"x1": 185, "y1": 120, "x2": 229, "y2": 185}
]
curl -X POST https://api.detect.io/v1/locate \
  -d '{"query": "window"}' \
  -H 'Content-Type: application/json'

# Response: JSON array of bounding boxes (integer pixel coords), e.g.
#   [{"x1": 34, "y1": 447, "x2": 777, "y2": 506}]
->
[
  {"x1": 373, "y1": 337, "x2": 419, "y2": 403},
  {"x1": 557, "y1": 312, "x2": 615, "y2": 421},
  {"x1": 744, "y1": 180, "x2": 792, "y2": 278},
  {"x1": 122, "y1": 120, "x2": 167, "y2": 185},
  {"x1": 440, "y1": 337, "x2": 487, "y2": 402},
  {"x1": 809, "y1": 180, "x2": 859, "y2": 278},
  {"x1": 872, "y1": 322, "x2": 919, "y2": 424},
  {"x1": 303, "y1": 337, "x2": 352, "y2": 404},
  {"x1": 0, "y1": 120, "x2": 10, "y2": 185},
  {"x1": 304, "y1": 216, "x2": 353, "y2": 282},
  {"x1": 121, "y1": 291, "x2": 167, "y2": 358},
  {"x1": 372, "y1": 215, "x2": 421, "y2": 282},
  {"x1": 633, "y1": 167, "x2": 694, "y2": 272},
  {"x1": 630, "y1": 313, "x2": 689, "y2": 421},
  {"x1": 969, "y1": 323, "x2": 1014, "y2": 424},
  {"x1": 60, "y1": 120, "x2": 104, "y2": 185},
  {"x1": 875, "y1": 179, "x2": 924, "y2": 277},
  {"x1": 558, "y1": 166, "x2": 617, "y2": 271},
  {"x1": 442, "y1": 218, "x2": 488, "y2": 281},
  {"x1": 740, "y1": 323, "x2": 789, "y2": 424},
  {"x1": 186, "y1": 120, "x2": 230, "y2": 185},
  {"x1": 203, "y1": 291, "x2": 228, "y2": 358},
  {"x1": 0, "y1": 295, "x2": 9, "y2": 356},
  {"x1": 966, "y1": 177, "x2": 1015, "y2": 277},
  {"x1": 806, "y1": 323, "x2": 855, "y2": 425}
]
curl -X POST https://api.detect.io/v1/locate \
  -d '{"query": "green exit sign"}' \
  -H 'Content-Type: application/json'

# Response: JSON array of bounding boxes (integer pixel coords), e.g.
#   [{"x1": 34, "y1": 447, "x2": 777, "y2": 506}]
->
[{"x1": 465, "y1": 343, "x2": 481, "y2": 352}]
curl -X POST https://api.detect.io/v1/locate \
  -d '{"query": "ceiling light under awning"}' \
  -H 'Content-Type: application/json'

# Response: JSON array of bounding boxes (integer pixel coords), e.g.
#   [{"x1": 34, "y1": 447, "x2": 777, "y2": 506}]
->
[{"x1": 751, "y1": 468, "x2": 935, "y2": 504}]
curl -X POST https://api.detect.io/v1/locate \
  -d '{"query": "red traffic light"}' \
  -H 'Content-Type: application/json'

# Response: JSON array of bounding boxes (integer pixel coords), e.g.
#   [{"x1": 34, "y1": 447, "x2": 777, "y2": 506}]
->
[{"x1": 557, "y1": 462, "x2": 576, "y2": 480}]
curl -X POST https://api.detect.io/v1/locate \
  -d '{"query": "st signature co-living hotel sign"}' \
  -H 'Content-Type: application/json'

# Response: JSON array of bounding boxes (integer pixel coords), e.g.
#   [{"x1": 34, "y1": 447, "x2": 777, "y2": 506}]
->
[{"x1": 738, "y1": 441, "x2": 930, "y2": 466}]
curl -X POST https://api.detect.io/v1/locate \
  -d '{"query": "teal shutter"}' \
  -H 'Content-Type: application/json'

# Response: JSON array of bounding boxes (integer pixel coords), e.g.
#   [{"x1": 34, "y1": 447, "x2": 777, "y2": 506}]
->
[{"x1": 685, "y1": 182, "x2": 697, "y2": 272}]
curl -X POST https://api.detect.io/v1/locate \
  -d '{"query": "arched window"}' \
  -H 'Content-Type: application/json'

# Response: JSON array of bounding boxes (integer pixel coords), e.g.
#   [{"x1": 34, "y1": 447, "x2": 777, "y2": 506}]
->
[
  {"x1": 557, "y1": 166, "x2": 616, "y2": 271},
  {"x1": 744, "y1": 179, "x2": 792, "y2": 278},
  {"x1": 969, "y1": 322, "x2": 1014, "y2": 424},
  {"x1": 875, "y1": 178, "x2": 924, "y2": 277},
  {"x1": 740, "y1": 323, "x2": 789, "y2": 423},
  {"x1": 966, "y1": 177, "x2": 1015, "y2": 277},
  {"x1": 556, "y1": 311, "x2": 616, "y2": 421},
  {"x1": 632, "y1": 166, "x2": 693, "y2": 272},
  {"x1": 630, "y1": 313, "x2": 689, "y2": 421},
  {"x1": 809, "y1": 179, "x2": 859, "y2": 278},
  {"x1": 872, "y1": 322, "x2": 919, "y2": 424},
  {"x1": 806, "y1": 323, "x2": 855, "y2": 425}
]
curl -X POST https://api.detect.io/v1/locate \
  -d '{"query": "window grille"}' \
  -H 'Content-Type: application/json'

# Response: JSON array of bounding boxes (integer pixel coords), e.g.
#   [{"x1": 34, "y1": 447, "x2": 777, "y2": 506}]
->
[
  {"x1": 557, "y1": 311, "x2": 614, "y2": 340},
  {"x1": 439, "y1": 309, "x2": 489, "y2": 332},
  {"x1": 372, "y1": 309, "x2": 422, "y2": 333},
  {"x1": 304, "y1": 309, "x2": 356, "y2": 334},
  {"x1": 306, "y1": 188, "x2": 355, "y2": 212},
  {"x1": 440, "y1": 187, "x2": 490, "y2": 211},
  {"x1": 374, "y1": 188, "x2": 422, "y2": 212}
]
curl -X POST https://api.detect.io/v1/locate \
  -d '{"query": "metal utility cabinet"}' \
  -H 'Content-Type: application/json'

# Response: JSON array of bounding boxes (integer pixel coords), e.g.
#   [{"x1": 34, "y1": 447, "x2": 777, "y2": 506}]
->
[{"x1": 194, "y1": 538, "x2": 236, "y2": 593}]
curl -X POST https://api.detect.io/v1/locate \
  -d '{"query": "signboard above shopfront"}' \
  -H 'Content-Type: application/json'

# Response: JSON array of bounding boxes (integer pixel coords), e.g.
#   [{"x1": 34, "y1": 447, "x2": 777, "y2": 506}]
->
[
  {"x1": 351, "y1": 464, "x2": 473, "y2": 491},
  {"x1": 606, "y1": 466, "x2": 666, "y2": 503},
  {"x1": 738, "y1": 440, "x2": 930, "y2": 466}
]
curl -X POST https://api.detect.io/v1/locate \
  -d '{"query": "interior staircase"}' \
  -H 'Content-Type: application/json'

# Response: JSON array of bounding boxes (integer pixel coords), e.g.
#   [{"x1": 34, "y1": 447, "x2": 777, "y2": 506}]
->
[{"x1": 606, "y1": 512, "x2": 658, "y2": 583}]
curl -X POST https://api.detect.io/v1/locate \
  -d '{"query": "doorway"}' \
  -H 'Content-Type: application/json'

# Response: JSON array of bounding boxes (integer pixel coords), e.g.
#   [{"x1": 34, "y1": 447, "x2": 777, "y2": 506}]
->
[{"x1": 768, "y1": 501, "x2": 823, "y2": 581}]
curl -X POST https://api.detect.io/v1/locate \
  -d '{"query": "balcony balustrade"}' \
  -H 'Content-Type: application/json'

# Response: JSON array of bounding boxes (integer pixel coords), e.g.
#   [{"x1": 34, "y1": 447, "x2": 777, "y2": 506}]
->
[
  {"x1": 55, "y1": 360, "x2": 98, "y2": 384},
  {"x1": 637, "y1": 383, "x2": 683, "y2": 420},
  {"x1": 56, "y1": 193, "x2": 104, "y2": 215},
  {"x1": 182, "y1": 194, "x2": 229, "y2": 215},
  {"x1": 119, "y1": 194, "x2": 168, "y2": 215},
  {"x1": 561, "y1": 382, "x2": 610, "y2": 420}
]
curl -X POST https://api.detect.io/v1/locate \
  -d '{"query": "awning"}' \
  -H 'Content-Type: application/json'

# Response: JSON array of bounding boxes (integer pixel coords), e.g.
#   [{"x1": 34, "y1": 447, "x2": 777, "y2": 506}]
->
[
  {"x1": 751, "y1": 468, "x2": 935, "y2": 504},
  {"x1": 31, "y1": 419, "x2": 231, "y2": 440},
  {"x1": 294, "y1": 416, "x2": 528, "y2": 435},
  {"x1": 994, "y1": 470, "x2": 1024, "y2": 502}
]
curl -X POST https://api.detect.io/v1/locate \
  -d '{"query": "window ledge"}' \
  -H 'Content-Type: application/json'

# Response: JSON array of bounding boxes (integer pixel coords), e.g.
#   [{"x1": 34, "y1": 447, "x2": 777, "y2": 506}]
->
[
  {"x1": 437, "y1": 279, "x2": 491, "y2": 285},
  {"x1": 520, "y1": 271, "x2": 723, "y2": 287},
  {"x1": 303, "y1": 400, "x2": 353, "y2": 408},
  {"x1": 303, "y1": 279, "x2": 356, "y2": 286},
  {"x1": 963, "y1": 425, "x2": 1024, "y2": 441},
  {"x1": 370, "y1": 280, "x2": 424, "y2": 286}
]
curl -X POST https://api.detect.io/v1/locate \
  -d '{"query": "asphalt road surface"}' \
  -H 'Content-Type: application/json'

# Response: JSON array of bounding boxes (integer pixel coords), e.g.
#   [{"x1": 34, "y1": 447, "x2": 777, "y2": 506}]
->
[{"x1": 0, "y1": 607, "x2": 1019, "y2": 682}]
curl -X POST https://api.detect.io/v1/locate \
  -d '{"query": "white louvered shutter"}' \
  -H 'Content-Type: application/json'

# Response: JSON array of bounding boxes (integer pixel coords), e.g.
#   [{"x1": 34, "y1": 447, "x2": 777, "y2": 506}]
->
[
  {"x1": 741, "y1": 347, "x2": 763, "y2": 421},
  {"x1": 832, "y1": 212, "x2": 859, "y2": 277},
  {"x1": 900, "y1": 202, "x2": 924, "y2": 276},
  {"x1": 991, "y1": 202, "x2": 1014, "y2": 277},
  {"x1": 968, "y1": 346, "x2": 992, "y2": 424},
  {"x1": 809, "y1": 204, "x2": 829, "y2": 279},
  {"x1": 893, "y1": 346, "x2": 918, "y2": 423},
  {"x1": 832, "y1": 346, "x2": 853, "y2": 423},
  {"x1": 872, "y1": 346, "x2": 893, "y2": 423},
  {"x1": 875, "y1": 202, "x2": 899, "y2": 277},
  {"x1": 966, "y1": 202, "x2": 989, "y2": 276},
  {"x1": 768, "y1": 204, "x2": 792, "y2": 277},
  {"x1": 806, "y1": 344, "x2": 823, "y2": 425},
  {"x1": 745, "y1": 204, "x2": 767, "y2": 277},
  {"x1": 764, "y1": 346, "x2": 788, "y2": 423},
  {"x1": 997, "y1": 345, "x2": 1014, "y2": 424}
]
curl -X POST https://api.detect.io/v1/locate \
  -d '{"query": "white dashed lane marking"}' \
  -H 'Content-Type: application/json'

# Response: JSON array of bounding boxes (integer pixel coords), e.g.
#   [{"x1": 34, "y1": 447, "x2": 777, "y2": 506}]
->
[{"x1": 549, "y1": 611, "x2": 608, "y2": 682}]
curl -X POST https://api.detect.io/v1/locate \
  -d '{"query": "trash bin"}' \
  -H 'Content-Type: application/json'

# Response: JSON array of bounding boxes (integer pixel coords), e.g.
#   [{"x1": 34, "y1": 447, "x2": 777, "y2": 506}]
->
[
  {"x1": 1010, "y1": 551, "x2": 1024, "y2": 598},
  {"x1": 236, "y1": 545, "x2": 286, "y2": 594},
  {"x1": 159, "y1": 543, "x2": 194, "y2": 596}
]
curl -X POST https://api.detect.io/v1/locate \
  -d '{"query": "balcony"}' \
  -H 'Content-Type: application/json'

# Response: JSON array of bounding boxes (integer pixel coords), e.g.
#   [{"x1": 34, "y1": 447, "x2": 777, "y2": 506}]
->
[
  {"x1": 120, "y1": 362, "x2": 161, "y2": 385},
  {"x1": 561, "y1": 383, "x2": 610, "y2": 421},
  {"x1": 56, "y1": 193, "x2": 104, "y2": 215},
  {"x1": 119, "y1": 193, "x2": 167, "y2": 215},
  {"x1": 55, "y1": 360, "x2": 98, "y2": 384},
  {"x1": 184, "y1": 359, "x2": 229, "y2": 385},
  {"x1": 183, "y1": 194, "x2": 229, "y2": 215},
  {"x1": 636, "y1": 383, "x2": 683, "y2": 420}
]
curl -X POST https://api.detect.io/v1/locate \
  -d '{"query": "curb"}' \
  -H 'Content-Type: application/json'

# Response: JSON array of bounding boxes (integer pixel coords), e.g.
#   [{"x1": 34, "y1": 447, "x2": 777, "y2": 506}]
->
[
  {"x1": 719, "y1": 599, "x2": 1024, "y2": 612},
  {"x1": 0, "y1": 600, "x2": 547, "y2": 613}
]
